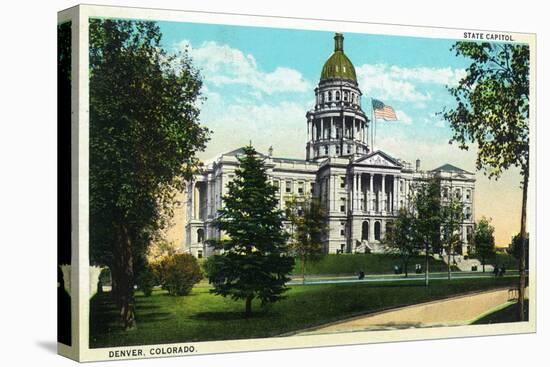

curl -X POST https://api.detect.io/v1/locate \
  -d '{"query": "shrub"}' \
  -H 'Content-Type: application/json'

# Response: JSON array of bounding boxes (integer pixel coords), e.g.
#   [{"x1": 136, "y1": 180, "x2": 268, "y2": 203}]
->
[
  {"x1": 159, "y1": 253, "x2": 202, "y2": 296},
  {"x1": 136, "y1": 266, "x2": 156, "y2": 297}
]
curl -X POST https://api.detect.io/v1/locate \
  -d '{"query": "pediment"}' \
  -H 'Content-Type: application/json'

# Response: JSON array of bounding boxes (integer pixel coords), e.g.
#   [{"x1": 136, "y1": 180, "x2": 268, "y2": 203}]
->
[{"x1": 354, "y1": 151, "x2": 402, "y2": 168}]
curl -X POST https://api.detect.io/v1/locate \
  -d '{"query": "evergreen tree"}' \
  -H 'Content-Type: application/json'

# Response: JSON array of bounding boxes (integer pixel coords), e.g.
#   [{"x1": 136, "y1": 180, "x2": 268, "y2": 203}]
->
[{"x1": 205, "y1": 146, "x2": 294, "y2": 317}]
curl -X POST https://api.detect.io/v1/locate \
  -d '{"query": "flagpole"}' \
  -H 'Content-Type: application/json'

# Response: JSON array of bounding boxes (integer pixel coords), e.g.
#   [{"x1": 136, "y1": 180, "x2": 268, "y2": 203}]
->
[{"x1": 371, "y1": 98, "x2": 376, "y2": 152}]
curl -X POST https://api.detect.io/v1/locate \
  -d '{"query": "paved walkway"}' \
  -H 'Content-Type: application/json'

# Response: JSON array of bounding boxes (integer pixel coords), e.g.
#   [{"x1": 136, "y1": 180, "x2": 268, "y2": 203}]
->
[{"x1": 297, "y1": 287, "x2": 524, "y2": 335}]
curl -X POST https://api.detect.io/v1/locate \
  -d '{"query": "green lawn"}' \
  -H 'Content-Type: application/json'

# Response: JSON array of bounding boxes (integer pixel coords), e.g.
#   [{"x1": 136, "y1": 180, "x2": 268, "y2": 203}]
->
[
  {"x1": 90, "y1": 276, "x2": 518, "y2": 348},
  {"x1": 470, "y1": 253, "x2": 519, "y2": 270},
  {"x1": 472, "y1": 300, "x2": 529, "y2": 324},
  {"x1": 292, "y1": 253, "x2": 455, "y2": 275}
]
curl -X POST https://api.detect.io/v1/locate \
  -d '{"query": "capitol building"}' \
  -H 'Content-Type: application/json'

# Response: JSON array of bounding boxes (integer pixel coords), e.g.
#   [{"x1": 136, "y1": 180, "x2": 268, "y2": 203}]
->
[{"x1": 184, "y1": 33, "x2": 475, "y2": 258}]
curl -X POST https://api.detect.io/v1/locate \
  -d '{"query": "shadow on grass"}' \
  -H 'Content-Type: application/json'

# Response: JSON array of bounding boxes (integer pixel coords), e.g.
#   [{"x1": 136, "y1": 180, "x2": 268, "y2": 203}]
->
[{"x1": 191, "y1": 310, "x2": 270, "y2": 321}]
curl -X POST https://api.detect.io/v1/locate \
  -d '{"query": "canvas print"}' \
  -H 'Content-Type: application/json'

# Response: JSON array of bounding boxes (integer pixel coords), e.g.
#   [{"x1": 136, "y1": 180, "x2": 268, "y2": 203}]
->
[{"x1": 58, "y1": 5, "x2": 535, "y2": 361}]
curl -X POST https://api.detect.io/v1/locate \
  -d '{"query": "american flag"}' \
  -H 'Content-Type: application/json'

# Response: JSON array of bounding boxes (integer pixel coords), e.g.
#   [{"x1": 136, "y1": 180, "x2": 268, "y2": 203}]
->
[{"x1": 372, "y1": 99, "x2": 398, "y2": 121}]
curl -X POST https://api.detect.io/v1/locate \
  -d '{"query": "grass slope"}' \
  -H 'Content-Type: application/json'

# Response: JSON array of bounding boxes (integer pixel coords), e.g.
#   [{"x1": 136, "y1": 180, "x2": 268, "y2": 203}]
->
[
  {"x1": 472, "y1": 300, "x2": 529, "y2": 324},
  {"x1": 292, "y1": 254, "x2": 455, "y2": 275},
  {"x1": 90, "y1": 277, "x2": 517, "y2": 348}
]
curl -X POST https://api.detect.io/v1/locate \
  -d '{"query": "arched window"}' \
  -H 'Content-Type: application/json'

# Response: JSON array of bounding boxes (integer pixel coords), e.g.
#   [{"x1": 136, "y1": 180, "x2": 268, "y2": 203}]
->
[
  {"x1": 374, "y1": 222, "x2": 381, "y2": 241},
  {"x1": 362, "y1": 221, "x2": 369, "y2": 241},
  {"x1": 197, "y1": 228, "x2": 204, "y2": 243},
  {"x1": 343, "y1": 91, "x2": 348, "y2": 101},
  {"x1": 335, "y1": 91, "x2": 341, "y2": 101},
  {"x1": 327, "y1": 91, "x2": 332, "y2": 102}
]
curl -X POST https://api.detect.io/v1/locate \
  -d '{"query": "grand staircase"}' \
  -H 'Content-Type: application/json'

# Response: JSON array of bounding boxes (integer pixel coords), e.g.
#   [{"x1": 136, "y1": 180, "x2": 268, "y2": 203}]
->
[{"x1": 437, "y1": 253, "x2": 494, "y2": 272}]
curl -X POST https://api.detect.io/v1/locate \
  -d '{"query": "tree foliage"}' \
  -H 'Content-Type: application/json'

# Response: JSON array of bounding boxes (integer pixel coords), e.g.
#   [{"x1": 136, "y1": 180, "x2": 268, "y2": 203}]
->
[
  {"x1": 205, "y1": 146, "x2": 294, "y2": 317},
  {"x1": 89, "y1": 19, "x2": 210, "y2": 329},
  {"x1": 442, "y1": 41, "x2": 530, "y2": 320},
  {"x1": 412, "y1": 178, "x2": 442, "y2": 285},
  {"x1": 508, "y1": 232, "x2": 529, "y2": 266},
  {"x1": 442, "y1": 42, "x2": 529, "y2": 178},
  {"x1": 473, "y1": 217, "x2": 496, "y2": 272},
  {"x1": 287, "y1": 195, "x2": 328, "y2": 281},
  {"x1": 383, "y1": 206, "x2": 422, "y2": 277},
  {"x1": 158, "y1": 253, "x2": 202, "y2": 296}
]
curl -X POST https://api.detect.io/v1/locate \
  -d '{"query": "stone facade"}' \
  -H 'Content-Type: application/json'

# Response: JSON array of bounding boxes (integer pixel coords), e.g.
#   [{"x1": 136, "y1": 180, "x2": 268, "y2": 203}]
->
[{"x1": 183, "y1": 33, "x2": 475, "y2": 258}]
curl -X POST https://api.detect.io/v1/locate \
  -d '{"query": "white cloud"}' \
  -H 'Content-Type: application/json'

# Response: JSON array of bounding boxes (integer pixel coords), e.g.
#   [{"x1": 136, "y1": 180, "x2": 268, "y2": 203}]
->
[
  {"x1": 178, "y1": 40, "x2": 310, "y2": 95},
  {"x1": 356, "y1": 64, "x2": 466, "y2": 102},
  {"x1": 395, "y1": 109, "x2": 412, "y2": 125},
  {"x1": 199, "y1": 98, "x2": 310, "y2": 161},
  {"x1": 388, "y1": 65, "x2": 466, "y2": 86}
]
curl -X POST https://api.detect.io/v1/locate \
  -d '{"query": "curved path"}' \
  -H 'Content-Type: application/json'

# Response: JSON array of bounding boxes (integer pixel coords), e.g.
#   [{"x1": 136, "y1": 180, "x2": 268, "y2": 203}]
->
[{"x1": 297, "y1": 287, "x2": 523, "y2": 335}]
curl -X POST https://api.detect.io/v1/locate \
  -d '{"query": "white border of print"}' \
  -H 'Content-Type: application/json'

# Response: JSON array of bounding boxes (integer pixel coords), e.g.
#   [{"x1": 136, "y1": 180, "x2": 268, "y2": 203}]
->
[{"x1": 58, "y1": 4, "x2": 536, "y2": 362}]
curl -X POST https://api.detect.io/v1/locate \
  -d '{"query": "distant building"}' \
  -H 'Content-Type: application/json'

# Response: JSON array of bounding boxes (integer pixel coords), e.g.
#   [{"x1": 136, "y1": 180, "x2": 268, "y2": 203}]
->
[{"x1": 185, "y1": 33, "x2": 475, "y2": 258}]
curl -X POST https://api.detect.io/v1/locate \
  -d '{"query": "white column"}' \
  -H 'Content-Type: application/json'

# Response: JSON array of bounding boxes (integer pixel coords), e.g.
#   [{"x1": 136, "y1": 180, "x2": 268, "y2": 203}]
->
[
  {"x1": 320, "y1": 118, "x2": 324, "y2": 140},
  {"x1": 369, "y1": 174, "x2": 374, "y2": 212},
  {"x1": 331, "y1": 117, "x2": 335, "y2": 138},
  {"x1": 352, "y1": 172, "x2": 358, "y2": 211},
  {"x1": 359, "y1": 173, "x2": 363, "y2": 211},
  {"x1": 395, "y1": 178, "x2": 400, "y2": 211},
  {"x1": 381, "y1": 174, "x2": 386, "y2": 213}
]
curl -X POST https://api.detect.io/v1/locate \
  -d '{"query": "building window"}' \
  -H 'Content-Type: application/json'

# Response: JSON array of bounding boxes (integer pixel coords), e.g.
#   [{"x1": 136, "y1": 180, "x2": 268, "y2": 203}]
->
[
  {"x1": 362, "y1": 221, "x2": 369, "y2": 241},
  {"x1": 465, "y1": 206, "x2": 471, "y2": 220},
  {"x1": 197, "y1": 229, "x2": 204, "y2": 243},
  {"x1": 324, "y1": 145, "x2": 329, "y2": 155},
  {"x1": 466, "y1": 189, "x2": 471, "y2": 200},
  {"x1": 298, "y1": 181, "x2": 304, "y2": 194},
  {"x1": 273, "y1": 180, "x2": 280, "y2": 192},
  {"x1": 285, "y1": 180, "x2": 292, "y2": 193},
  {"x1": 197, "y1": 250, "x2": 203, "y2": 259},
  {"x1": 336, "y1": 91, "x2": 340, "y2": 101},
  {"x1": 340, "y1": 177, "x2": 346, "y2": 188},
  {"x1": 336, "y1": 145, "x2": 340, "y2": 155},
  {"x1": 347, "y1": 145, "x2": 351, "y2": 154},
  {"x1": 340, "y1": 197, "x2": 346, "y2": 212},
  {"x1": 327, "y1": 91, "x2": 332, "y2": 102},
  {"x1": 455, "y1": 188, "x2": 461, "y2": 200}
]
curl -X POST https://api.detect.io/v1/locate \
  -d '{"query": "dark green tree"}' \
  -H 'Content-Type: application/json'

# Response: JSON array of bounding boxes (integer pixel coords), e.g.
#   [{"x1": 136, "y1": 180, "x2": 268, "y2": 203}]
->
[
  {"x1": 442, "y1": 42, "x2": 529, "y2": 320},
  {"x1": 473, "y1": 217, "x2": 496, "y2": 272},
  {"x1": 383, "y1": 206, "x2": 422, "y2": 278},
  {"x1": 205, "y1": 146, "x2": 294, "y2": 317},
  {"x1": 440, "y1": 191, "x2": 465, "y2": 279},
  {"x1": 412, "y1": 178, "x2": 442, "y2": 286},
  {"x1": 89, "y1": 19, "x2": 210, "y2": 329},
  {"x1": 508, "y1": 233, "x2": 529, "y2": 269},
  {"x1": 287, "y1": 195, "x2": 328, "y2": 283}
]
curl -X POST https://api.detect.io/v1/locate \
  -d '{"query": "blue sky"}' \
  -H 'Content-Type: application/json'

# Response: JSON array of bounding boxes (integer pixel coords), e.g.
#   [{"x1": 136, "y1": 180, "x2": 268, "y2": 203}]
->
[{"x1": 157, "y1": 20, "x2": 523, "y2": 245}]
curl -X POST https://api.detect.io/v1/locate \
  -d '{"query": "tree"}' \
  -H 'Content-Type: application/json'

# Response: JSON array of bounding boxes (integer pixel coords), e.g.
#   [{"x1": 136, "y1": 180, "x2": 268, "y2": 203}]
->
[
  {"x1": 205, "y1": 146, "x2": 294, "y2": 317},
  {"x1": 413, "y1": 177, "x2": 442, "y2": 286},
  {"x1": 440, "y1": 191, "x2": 465, "y2": 279},
  {"x1": 442, "y1": 42, "x2": 529, "y2": 320},
  {"x1": 89, "y1": 19, "x2": 210, "y2": 329},
  {"x1": 287, "y1": 196, "x2": 328, "y2": 283},
  {"x1": 508, "y1": 233, "x2": 529, "y2": 269},
  {"x1": 383, "y1": 206, "x2": 422, "y2": 278},
  {"x1": 473, "y1": 217, "x2": 496, "y2": 272},
  {"x1": 158, "y1": 253, "x2": 202, "y2": 296}
]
